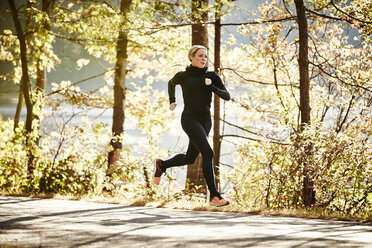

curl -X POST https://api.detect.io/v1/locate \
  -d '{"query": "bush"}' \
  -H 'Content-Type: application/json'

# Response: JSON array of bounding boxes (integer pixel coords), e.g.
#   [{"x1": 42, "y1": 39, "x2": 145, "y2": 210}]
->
[
  {"x1": 0, "y1": 83, "x2": 173, "y2": 198},
  {"x1": 0, "y1": 119, "x2": 28, "y2": 192},
  {"x1": 231, "y1": 124, "x2": 372, "y2": 219},
  {"x1": 0, "y1": 117, "x2": 112, "y2": 195}
]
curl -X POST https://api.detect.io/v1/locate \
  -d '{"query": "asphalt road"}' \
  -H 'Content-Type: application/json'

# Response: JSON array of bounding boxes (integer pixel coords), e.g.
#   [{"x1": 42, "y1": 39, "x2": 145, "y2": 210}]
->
[{"x1": 0, "y1": 196, "x2": 371, "y2": 247}]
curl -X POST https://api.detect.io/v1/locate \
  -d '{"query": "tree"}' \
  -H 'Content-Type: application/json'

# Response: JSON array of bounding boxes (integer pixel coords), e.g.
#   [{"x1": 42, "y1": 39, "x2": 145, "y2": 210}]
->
[
  {"x1": 13, "y1": 0, "x2": 31, "y2": 131},
  {"x1": 12, "y1": 0, "x2": 56, "y2": 134},
  {"x1": 294, "y1": 0, "x2": 314, "y2": 206},
  {"x1": 45, "y1": 0, "x2": 191, "y2": 184},
  {"x1": 293, "y1": 0, "x2": 372, "y2": 207},
  {"x1": 8, "y1": 0, "x2": 33, "y2": 135},
  {"x1": 213, "y1": 0, "x2": 223, "y2": 192},
  {"x1": 34, "y1": 0, "x2": 55, "y2": 145},
  {"x1": 191, "y1": 0, "x2": 209, "y2": 46},
  {"x1": 36, "y1": 0, "x2": 54, "y2": 93},
  {"x1": 8, "y1": 0, "x2": 35, "y2": 179},
  {"x1": 107, "y1": 0, "x2": 132, "y2": 176},
  {"x1": 186, "y1": 0, "x2": 209, "y2": 194},
  {"x1": 222, "y1": 0, "x2": 370, "y2": 211}
]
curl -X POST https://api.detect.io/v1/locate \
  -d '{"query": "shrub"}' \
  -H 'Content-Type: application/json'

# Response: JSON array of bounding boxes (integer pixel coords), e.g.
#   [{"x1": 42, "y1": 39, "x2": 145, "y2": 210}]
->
[{"x1": 231, "y1": 124, "x2": 372, "y2": 219}]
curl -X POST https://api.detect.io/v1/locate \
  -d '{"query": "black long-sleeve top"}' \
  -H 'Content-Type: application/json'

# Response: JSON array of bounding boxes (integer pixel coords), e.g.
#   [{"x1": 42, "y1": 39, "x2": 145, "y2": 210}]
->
[{"x1": 168, "y1": 65, "x2": 230, "y2": 116}]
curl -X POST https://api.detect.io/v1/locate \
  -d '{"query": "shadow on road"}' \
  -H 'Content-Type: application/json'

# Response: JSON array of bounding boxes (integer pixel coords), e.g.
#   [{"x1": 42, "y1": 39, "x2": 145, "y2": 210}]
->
[{"x1": 0, "y1": 196, "x2": 371, "y2": 248}]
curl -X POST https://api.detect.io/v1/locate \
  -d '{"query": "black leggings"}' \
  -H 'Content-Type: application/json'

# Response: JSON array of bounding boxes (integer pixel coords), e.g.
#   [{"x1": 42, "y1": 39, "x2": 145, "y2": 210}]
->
[{"x1": 161, "y1": 113, "x2": 219, "y2": 198}]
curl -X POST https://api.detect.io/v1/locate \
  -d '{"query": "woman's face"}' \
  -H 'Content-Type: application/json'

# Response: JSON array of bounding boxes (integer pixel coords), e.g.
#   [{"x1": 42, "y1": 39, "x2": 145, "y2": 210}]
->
[{"x1": 191, "y1": 49, "x2": 207, "y2": 68}]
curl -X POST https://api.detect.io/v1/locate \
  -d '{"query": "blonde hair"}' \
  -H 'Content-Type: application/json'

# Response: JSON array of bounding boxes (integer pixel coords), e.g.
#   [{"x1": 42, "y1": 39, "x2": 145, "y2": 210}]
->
[{"x1": 188, "y1": 45, "x2": 207, "y2": 62}]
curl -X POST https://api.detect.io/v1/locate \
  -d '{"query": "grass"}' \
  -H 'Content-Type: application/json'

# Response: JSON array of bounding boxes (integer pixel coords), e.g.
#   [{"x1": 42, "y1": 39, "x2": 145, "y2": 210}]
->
[
  {"x1": 0, "y1": 185, "x2": 372, "y2": 224},
  {"x1": 3, "y1": 190, "x2": 370, "y2": 224}
]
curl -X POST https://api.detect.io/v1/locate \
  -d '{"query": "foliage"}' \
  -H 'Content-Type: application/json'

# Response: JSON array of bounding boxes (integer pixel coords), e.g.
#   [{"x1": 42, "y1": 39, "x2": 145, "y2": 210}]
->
[
  {"x1": 327, "y1": 0, "x2": 372, "y2": 42},
  {"x1": 0, "y1": 115, "x2": 102, "y2": 194},
  {"x1": 231, "y1": 123, "x2": 371, "y2": 218},
  {"x1": 0, "y1": 2, "x2": 59, "y2": 85},
  {"x1": 52, "y1": 0, "x2": 190, "y2": 71},
  {"x1": 0, "y1": 120, "x2": 28, "y2": 192},
  {"x1": 0, "y1": 0, "x2": 371, "y2": 221},
  {"x1": 130, "y1": 81, "x2": 177, "y2": 185},
  {"x1": 224, "y1": 0, "x2": 371, "y2": 218},
  {"x1": 0, "y1": 77, "x2": 174, "y2": 195}
]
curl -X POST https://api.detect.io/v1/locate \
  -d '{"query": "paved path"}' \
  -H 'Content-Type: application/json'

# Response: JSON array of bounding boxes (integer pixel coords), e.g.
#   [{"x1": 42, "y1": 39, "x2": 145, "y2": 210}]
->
[{"x1": 0, "y1": 196, "x2": 371, "y2": 247}]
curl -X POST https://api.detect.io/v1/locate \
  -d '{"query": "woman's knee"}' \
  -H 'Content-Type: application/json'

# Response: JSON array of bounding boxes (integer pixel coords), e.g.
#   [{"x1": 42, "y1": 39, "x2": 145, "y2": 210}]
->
[
  {"x1": 202, "y1": 147, "x2": 214, "y2": 160},
  {"x1": 185, "y1": 155, "x2": 198, "y2": 164}
]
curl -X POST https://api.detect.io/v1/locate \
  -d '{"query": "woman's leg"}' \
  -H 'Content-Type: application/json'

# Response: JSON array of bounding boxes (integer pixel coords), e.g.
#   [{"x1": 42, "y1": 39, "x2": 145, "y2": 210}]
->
[
  {"x1": 154, "y1": 114, "x2": 228, "y2": 205},
  {"x1": 160, "y1": 141, "x2": 199, "y2": 170},
  {"x1": 179, "y1": 115, "x2": 220, "y2": 198}
]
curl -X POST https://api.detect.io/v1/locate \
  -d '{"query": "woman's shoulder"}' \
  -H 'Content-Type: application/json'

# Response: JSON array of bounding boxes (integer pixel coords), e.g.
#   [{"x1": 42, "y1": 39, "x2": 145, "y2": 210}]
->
[
  {"x1": 170, "y1": 71, "x2": 185, "y2": 84},
  {"x1": 175, "y1": 70, "x2": 185, "y2": 75},
  {"x1": 173, "y1": 71, "x2": 186, "y2": 80}
]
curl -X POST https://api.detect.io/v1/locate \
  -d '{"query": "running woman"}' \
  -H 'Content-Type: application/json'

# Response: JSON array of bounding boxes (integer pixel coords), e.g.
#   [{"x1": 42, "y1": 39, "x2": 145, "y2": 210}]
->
[{"x1": 153, "y1": 45, "x2": 231, "y2": 207}]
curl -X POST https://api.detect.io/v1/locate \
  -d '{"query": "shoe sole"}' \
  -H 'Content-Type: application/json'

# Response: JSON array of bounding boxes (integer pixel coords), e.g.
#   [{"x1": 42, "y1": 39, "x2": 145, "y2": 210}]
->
[{"x1": 209, "y1": 201, "x2": 230, "y2": 207}]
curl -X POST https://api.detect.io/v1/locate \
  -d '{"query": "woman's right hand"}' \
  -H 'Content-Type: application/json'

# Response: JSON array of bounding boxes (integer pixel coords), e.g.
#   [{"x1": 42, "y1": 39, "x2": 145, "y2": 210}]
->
[{"x1": 170, "y1": 102, "x2": 177, "y2": 111}]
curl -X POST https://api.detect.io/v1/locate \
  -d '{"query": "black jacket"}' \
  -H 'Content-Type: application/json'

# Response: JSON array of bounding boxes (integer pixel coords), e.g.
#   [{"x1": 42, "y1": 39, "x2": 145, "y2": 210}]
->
[{"x1": 168, "y1": 65, "x2": 230, "y2": 116}]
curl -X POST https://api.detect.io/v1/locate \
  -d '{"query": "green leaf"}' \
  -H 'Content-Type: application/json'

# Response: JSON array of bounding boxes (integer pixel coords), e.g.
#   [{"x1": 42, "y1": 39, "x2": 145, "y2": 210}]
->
[
  {"x1": 367, "y1": 193, "x2": 372, "y2": 204},
  {"x1": 3, "y1": 29, "x2": 12, "y2": 35}
]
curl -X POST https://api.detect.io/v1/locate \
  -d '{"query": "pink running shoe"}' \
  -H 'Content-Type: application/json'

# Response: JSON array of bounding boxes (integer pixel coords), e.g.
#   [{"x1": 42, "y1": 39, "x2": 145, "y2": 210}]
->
[
  {"x1": 210, "y1": 195, "x2": 230, "y2": 207},
  {"x1": 153, "y1": 158, "x2": 164, "y2": 185}
]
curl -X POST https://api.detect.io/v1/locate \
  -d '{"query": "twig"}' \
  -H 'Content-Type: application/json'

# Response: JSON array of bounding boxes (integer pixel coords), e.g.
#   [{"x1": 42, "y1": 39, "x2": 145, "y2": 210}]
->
[
  {"x1": 46, "y1": 69, "x2": 114, "y2": 97},
  {"x1": 330, "y1": 0, "x2": 372, "y2": 24},
  {"x1": 145, "y1": 16, "x2": 296, "y2": 34},
  {"x1": 309, "y1": 61, "x2": 372, "y2": 93},
  {"x1": 222, "y1": 134, "x2": 290, "y2": 145},
  {"x1": 222, "y1": 67, "x2": 296, "y2": 87}
]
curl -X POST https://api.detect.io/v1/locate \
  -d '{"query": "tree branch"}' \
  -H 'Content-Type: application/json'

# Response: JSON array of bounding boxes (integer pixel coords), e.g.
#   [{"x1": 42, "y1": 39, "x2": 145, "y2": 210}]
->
[
  {"x1": 214, "y1": 114, "x2": 289, "y2": 144},
  {"x1": 222, "y1": 67, "x2": 296, "y2": 87},
  {"x1": 222, "y1": 134, "x2": 289, "y2": 145},
  {"x1": 220, "y1": 16, "x2": 296, "y2": 26},
  {"x1": 305, "y1": 7, "x2": 346, "y2": 22},
  {"x1": 145, "y1": 16, "x2": 296, "y2": 34},
  {"x1": 219, "y1": 161, "x2": 234, "y2": 169},
  {"x1": 336, "y1": 95, "x2": 355, "y2": 134},
  {"x1": 330, "y1": 0, "x2": 372, "y2": 24},
  {"x1": 308, "y1": 36, "x2": 372, "y2": 93},
  {"x1": 309, "y1": 62, "x2": 372, "y2": 93},
  {"x1": 46, "y1": 69, "x2": 114, "y2": 97},
  {"x1": 272, "y1": 56, "x2": 287, "y2": 110},
  {"x1": 215, "y1": 115, "x2": 260, "y2": 136}
]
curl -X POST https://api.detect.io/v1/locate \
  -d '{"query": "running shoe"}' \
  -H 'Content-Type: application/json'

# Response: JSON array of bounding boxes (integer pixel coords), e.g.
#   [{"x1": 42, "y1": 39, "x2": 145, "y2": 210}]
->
[
  {"x1": 153, "y1": 158, "x2": 164, "y2": 185},
  {"x1": 209, "y1": 195, "x2": 230, "y2": 207}
]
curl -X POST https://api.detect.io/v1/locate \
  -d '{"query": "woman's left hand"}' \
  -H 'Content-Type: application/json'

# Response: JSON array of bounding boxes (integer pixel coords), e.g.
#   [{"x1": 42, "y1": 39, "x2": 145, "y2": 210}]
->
[{"x1": 205, "y1": 78, "x2": 212, "y2": 86}]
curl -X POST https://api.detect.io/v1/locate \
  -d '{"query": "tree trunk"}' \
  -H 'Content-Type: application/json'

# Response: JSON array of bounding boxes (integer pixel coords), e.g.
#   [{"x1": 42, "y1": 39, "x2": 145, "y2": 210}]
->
[
  {"x1": 9, "y1": 0, "x2": 33, "y2": 134},
  {"x1": 9, "y1": 0, "x2": 34, "y2": 180},
  {"x1": 191, "y1": 0, "x2": 209, "y2": 49},
  {"x1": 34, "y1": 0, "x2": 55, "y2": 144},
  {"x1": 186, "y1": 0, "x2": 209, "y2": 194},
  {"x1": 13, "y1": 0, "x2": 32, "y2": 132},
  {"x1": 14, "y1": 81, "x2": 23, "y2": 131},
  {"x1": 36, "y1": 0, "x2": 54, "y2": 92},
  {"x1": 294, "y1": 0, "x2": 315, "y2": 207},
  {"x1": 213, "y1": 0, "x2": 222, "y2": 192},
  {"x1": 107, "y1": 0, "x2": 131, "y2": 176}
]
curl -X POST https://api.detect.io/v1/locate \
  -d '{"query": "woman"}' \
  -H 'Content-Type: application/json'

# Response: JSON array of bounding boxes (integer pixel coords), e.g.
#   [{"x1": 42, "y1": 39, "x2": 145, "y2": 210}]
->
[{"x1": 153, "y1": 45, "x2": 231, "y2": 207}]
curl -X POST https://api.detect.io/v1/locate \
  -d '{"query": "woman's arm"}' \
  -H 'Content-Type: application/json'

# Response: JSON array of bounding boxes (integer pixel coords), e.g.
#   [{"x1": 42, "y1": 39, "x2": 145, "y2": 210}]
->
[
  {"x1": 168, "y1": 72, "x2": 181, "y2": 104},
  {"x1": 206, "y1": 73, "x2": 230, "y2": 101}
]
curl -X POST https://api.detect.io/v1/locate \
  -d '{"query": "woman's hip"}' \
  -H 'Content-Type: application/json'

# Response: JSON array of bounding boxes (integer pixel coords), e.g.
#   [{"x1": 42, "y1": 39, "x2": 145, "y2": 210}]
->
[{"x1": 181, "y1": 113, "x2": 211, "y2": 135}]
